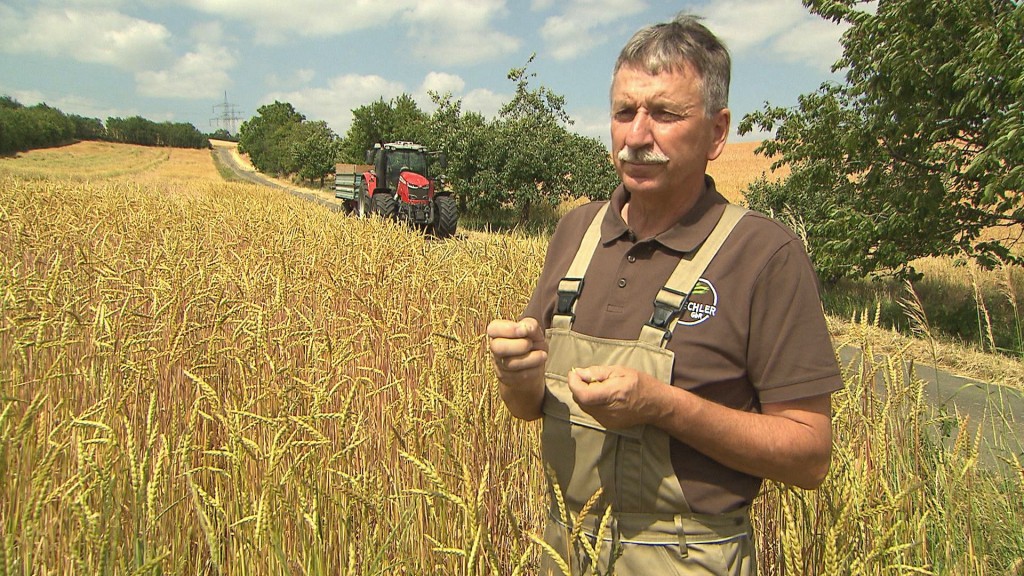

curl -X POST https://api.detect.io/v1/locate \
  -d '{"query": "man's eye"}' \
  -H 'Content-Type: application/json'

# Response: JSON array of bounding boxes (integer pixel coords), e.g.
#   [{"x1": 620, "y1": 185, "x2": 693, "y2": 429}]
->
[
  {"x1": 613, "y1": 109, "x2": 636, "y2": 122},
  {"x1": 652, "y1": 111, "x2": 680, "y2": 122}
]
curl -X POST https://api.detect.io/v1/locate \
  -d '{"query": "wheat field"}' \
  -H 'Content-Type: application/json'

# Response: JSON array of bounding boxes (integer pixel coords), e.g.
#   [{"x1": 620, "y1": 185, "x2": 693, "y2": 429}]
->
[
  {"x1": 1, "y1": 142, "x2": 1021, "y2": 575},
  {"x1": 706, "y1": 140, "x2": 788, "y2": 204}
]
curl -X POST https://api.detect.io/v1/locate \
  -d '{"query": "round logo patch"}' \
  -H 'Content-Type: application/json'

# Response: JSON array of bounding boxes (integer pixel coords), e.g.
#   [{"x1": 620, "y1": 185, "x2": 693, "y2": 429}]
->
[{"x1": 677, "y1": 278, "x2": 719, "y2": 327}]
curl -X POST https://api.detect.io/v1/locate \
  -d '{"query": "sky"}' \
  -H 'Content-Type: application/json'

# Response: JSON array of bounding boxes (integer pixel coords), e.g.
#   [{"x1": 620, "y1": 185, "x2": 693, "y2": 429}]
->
[{"x1": 0, "y1": 0, "x2": 856, "y2": 147}]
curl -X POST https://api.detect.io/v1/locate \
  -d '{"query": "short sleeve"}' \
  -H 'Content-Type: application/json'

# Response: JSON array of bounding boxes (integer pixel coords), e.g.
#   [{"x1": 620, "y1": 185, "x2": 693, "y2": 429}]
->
[{"x1": 747, "y1": 239, "x2": 843, "y2": 403}]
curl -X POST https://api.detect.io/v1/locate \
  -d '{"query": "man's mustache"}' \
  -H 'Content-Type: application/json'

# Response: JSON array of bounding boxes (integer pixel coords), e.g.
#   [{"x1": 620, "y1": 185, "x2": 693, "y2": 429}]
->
[{"x1": 617, "y1": 147, "x2": 669, "y2": 165}]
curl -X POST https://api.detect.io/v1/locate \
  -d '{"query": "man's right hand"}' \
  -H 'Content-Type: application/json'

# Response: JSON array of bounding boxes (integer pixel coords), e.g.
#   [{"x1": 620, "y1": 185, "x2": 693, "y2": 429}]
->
[{"x1": 486, "y1": 318, "x2": 547, "y2": 419}]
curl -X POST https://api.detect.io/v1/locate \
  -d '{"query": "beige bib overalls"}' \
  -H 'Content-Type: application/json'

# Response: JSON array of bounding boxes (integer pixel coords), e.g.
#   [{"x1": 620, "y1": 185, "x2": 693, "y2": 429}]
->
[{"x1": 539, "y1": 203, "x2": 756, "y2": 575}]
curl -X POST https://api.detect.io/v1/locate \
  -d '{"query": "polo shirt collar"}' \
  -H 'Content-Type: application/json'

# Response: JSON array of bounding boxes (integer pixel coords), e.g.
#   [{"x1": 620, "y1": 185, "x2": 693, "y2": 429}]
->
[{"x1": 601, "y1": 175, "x2": 730, "y2": 254}]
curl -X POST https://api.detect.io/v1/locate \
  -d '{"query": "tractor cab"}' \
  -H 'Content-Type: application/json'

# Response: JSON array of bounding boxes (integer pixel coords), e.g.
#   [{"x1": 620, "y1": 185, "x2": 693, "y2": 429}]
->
[{"x1": 367, "y1": 142, "x2": 445, "y2": 192}]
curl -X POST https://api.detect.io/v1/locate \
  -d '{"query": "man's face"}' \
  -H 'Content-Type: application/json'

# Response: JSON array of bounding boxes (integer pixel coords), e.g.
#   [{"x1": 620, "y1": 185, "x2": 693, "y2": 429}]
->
[{"x1": 610, "y1": 64, "x2": 730, "y2": 200}]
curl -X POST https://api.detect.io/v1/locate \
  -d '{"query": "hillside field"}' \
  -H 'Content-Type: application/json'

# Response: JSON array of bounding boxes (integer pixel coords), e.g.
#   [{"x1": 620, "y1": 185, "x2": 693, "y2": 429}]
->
[{"x1": 0, "y1": 141, "x2": 1021, "y2": 575}]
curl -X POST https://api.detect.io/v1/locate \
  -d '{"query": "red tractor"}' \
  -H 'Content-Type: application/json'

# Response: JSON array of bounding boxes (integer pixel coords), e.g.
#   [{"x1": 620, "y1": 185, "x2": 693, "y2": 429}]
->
[{"x1": 334, "y1": 141, "x2": 458, "y2": 238}]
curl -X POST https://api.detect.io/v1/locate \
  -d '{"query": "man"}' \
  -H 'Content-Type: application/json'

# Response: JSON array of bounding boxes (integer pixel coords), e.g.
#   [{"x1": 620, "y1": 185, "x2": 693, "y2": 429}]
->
[{"x1": 487, "y1": 13, "x2": 842, "y2": 576}]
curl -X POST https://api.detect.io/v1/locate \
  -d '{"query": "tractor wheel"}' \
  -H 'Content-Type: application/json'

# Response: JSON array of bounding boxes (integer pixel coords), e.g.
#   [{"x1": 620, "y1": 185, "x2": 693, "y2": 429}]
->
[
  {"x1": 370, "y1": 193, "x2": 396, "y2": 219},
  {"x1": 433, "y1": 195, "x2": 458, "y2": 238}
]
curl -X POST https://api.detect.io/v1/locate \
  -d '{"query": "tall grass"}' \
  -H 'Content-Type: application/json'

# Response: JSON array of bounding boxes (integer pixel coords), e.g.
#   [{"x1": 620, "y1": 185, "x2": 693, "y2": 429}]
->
[
  {"x1": 821, "y1": 258, "x2": 1024, "y2": 386},
  {"x1": 1, "y1": 147, "x2": 1022, "y2": 574}
]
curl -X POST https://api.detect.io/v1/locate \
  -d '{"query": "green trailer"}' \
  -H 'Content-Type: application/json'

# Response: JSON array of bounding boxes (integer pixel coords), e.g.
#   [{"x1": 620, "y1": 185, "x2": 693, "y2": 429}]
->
[{"x1": 334, "y1": 163, "x2": 372, "y2": 216}]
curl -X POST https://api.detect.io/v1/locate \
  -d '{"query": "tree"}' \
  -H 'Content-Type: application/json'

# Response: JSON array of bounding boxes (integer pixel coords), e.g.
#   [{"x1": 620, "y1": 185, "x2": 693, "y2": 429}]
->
[
  {"x1": 104, "y1": 116, "x2": 208, "y2": 149},
  {"x1": 339, "y1": 95, "x2": 428, "y2": 162},
  {"x1": 158, "y1": 121, "x2": 209, "y2": 148},
  {"x1": 290, "y1": 120, "x2": 341, "y2": 185},
  {"x1": 739, "y1": 0, "x2": 1023, "y2": 281},
  {"x1": 207, "y1": 128, "x2": 236, "y2": 142},
  {"x1": 481, "y1": 55, "x2": 616, "y2": 221},
  {"x1": 0, "y1": 105, "x2": 28, "y2": 154},
  {"x1": 0, "y1": 96, "x2": 205, "y2": 154},
  {"x1": 424, "y1": 91, "x2": 492, "y2": 212},
  {"x1": 106, "y1": 116, "x2": 160, "y2": 146},
  {"x1": 558, "y1": 132, "x2": 619, "y2": 203},
  {"x1": 238, "y1": 101, "x2": 305, "y2": 175},
  {"x1": 69, "y1": 115, "x2": 105, "y2": 141},
  {"x1": 0, "y1": 98, "x2": 76, "y2": 154}
]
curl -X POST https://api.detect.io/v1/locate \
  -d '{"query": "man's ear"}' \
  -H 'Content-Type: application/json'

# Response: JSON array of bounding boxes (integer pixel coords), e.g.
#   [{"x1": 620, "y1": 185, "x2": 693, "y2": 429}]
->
[{"x1": 707, "y1": 107, "x2": 731, "y2": 161}]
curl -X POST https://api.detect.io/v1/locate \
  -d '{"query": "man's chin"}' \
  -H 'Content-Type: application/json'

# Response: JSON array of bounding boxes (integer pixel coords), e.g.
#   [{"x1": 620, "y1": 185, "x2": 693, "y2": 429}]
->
[{"x1": 620, "y1": 172, "x2": 664, "y2": 194}]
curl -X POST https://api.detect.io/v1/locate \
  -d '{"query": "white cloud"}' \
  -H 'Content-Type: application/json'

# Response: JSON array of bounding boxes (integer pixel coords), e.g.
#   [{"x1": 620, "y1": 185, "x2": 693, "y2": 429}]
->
[
  {"x1": 190, "y1": 20, "x2": 226, "y2": 44},
  {"x1": 701, "y1": 0, "x2": 848, "y2": 71},
  {"x1": 174, "y1": 0, "x2": 412, "y2": 43},
  {"x1": 295, "y1": 69, "x2": 317, "y2": 84},
  {"x1": 420, "y1": 72, "x2": 466, "y2": 97},
  {"x1": 399, "y1": 0, "x2": 521, "y2": 66},
  {"x1": 410, "y1": 73, "x2": 506, "y2": 119},
  {"x1": 539, "y1": 0, "x2": 647, "y2": 61},
  {"x1": 0, "y1": 86, "x2": 45, "y2": 107},
  {"x1": 461, "y1": 88, "x2": 506, "y2": 121},
  {"x1": 0, "y1": 84, "x2": 136, "y2": 121},
  {"x1": 769, "y1": 18, "x2": 848, "y2": 69},
  {"x1": 0, "y1": 6, "x2": 237, "y2": 102},
  {"x1": 265, "y1": 74, "x2": 407, "y2": 136},
  {"x1": 36, "y1": 0, "x2": 128, "y2": 6},
  {"x1": 264, "y1": 70, "x2": 510, "y2": 137},
  {"x1": 50, "y1": 93, "x2": 128, "y2": 120},
  {"x1": 136, "y1": 41, "x2": 236, "y2": 99},
  {"x1": 264, "y1": 69, "x2": 318, "y2": 91},
  {"x1": 0, "y1": 6, "x2": 173, "y2": 71},
  {"x1": 171, "y1": 0, "x2": 520, "y2": 64}
]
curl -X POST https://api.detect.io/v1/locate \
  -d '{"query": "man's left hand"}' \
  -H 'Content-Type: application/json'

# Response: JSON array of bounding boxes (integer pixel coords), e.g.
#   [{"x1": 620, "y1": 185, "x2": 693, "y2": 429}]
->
[{"x1": 567, "y1": 366, "x2": 668, "y2": 429}]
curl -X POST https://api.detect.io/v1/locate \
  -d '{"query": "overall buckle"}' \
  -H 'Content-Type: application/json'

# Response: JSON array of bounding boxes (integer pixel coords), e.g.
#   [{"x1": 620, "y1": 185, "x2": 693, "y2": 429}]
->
[
  {"x1": 556, "y1": 277, "x2": 585, "y2": 320},
  {"x1": 645, "y1": 286, "x2": 688, "y2": 342}
]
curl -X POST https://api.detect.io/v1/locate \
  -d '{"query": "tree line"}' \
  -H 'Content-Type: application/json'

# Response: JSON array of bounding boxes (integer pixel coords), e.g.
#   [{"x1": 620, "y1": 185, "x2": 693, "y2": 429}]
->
[
  {"x1": 238, "y1": 56, "x2": 620, "y2": 225},
  {"x1": 0, "y1": 96, "x2": 210, "y2": 155},
  {"x1": 104, "y1": 116, "x2": 209, "y2": 149},
  {"x1": 740, "y1": 0, "x2": 1022, "y2": 282}
]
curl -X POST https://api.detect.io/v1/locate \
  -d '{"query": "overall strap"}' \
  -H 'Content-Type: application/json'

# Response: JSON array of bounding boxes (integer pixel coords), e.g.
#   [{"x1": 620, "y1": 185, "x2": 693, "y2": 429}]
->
[
  {"x1": 639, "y1": 204, "x2": 748, "y2": 347},
  {"x1": 552, "y1": 203, "x2": 609, "y2": 330}
]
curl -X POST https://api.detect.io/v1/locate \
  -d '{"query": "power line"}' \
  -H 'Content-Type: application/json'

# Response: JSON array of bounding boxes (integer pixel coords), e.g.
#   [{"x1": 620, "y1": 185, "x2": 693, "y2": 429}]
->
[{"x1": 210, "y1": 91, "x2": 243, "y2": 135}]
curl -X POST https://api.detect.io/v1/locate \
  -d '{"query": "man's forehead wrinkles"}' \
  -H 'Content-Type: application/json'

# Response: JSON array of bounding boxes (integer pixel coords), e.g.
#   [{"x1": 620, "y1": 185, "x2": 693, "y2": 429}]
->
[
  {"x1": 613, "y1": 71, "x2": 702, "y2": 110},
  {"x1": 613, "y1": 91, "x2": 695, "y2": 112}
]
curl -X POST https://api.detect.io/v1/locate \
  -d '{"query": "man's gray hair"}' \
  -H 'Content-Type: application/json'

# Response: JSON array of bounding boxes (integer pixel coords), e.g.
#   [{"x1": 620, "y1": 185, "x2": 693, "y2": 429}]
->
[{"x1": 613, "y1": 13, "x2": 731, "y2": 116}]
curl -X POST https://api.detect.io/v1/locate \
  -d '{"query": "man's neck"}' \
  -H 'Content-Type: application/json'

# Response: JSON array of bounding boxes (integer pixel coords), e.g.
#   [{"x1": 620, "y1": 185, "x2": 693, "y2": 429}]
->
[{"x1": 621, "y1": 181, "x2": 706, "y2": 239}]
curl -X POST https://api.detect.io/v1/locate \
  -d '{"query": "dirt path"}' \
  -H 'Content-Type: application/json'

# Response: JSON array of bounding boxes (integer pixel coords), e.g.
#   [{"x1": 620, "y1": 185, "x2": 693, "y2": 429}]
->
[{"x1": 210, "y1": 140, "x2": 347, "y2": 212}]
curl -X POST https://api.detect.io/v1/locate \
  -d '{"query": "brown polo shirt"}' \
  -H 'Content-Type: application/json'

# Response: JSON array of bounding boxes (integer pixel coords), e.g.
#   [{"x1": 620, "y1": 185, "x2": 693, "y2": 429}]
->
[{"x1": 523, "y1": 177, "x2": 843, "y2": 514}]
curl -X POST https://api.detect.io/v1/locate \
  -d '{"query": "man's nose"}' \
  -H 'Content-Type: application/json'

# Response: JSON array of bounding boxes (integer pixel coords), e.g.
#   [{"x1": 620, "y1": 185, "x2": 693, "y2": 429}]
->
[{"x1": 624, "y1": 110, "x2": 654, "y2": 149}]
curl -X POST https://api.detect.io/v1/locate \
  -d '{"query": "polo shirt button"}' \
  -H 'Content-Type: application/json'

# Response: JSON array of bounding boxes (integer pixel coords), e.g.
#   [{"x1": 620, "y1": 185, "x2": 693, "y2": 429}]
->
[
  {"x1": 627, "y1": 255, "x2": 636, "y2": 263},
  {"x1": 618, "y1": 278, "x2": 627, "y2": 288}
]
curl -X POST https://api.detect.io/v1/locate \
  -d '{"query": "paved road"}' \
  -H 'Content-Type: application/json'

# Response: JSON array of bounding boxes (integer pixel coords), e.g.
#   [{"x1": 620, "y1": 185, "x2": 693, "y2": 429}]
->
[
  {"x1": 211, "y1": 145, "x2": 1024, "y2": 475},
  {"x1": 839, "y1": 346, "x2": 1024, "y2": 473}
]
